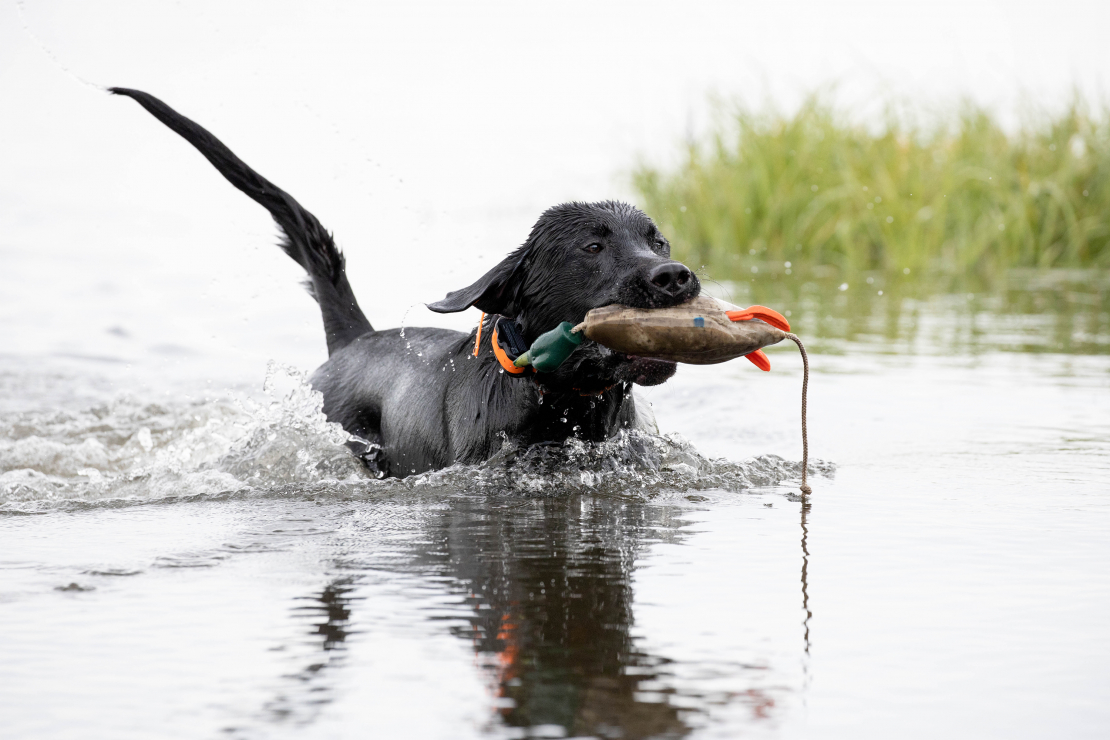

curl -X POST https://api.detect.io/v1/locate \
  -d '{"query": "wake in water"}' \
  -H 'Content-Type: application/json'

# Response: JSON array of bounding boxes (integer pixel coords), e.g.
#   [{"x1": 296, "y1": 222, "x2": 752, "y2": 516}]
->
[{"x1": 0, "y1": 364, "x2": 830, "y2": 512}]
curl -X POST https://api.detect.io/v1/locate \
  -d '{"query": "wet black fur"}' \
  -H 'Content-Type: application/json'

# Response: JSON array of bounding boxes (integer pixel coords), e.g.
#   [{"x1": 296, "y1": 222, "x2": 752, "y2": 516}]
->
[{"x1": 110, "y1": 88, "x2": 700, "y2": 477}]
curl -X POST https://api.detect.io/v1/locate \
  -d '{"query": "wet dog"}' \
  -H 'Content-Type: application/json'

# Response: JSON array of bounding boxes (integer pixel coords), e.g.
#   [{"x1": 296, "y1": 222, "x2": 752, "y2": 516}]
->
[{"x1": 110, "y1": 88, "x2": 700, "y2": 477}]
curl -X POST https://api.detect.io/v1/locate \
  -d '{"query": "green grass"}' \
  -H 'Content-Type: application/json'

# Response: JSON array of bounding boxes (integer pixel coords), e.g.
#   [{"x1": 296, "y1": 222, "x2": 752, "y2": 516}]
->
[{"x1": 633, "y1": 94, "x2": 1110, "y2": 283}]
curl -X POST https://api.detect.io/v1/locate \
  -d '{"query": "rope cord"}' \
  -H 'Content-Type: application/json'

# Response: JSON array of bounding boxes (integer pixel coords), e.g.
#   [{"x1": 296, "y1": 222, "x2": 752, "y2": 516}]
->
[{"x1": 784, "y1": 333, "x2": 811, "y2": 495}]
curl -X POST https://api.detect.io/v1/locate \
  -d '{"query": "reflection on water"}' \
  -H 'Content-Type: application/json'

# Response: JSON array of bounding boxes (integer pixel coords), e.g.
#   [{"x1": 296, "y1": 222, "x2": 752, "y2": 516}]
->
[
  {"x1": 709, "y1": 268, "x2": 1110, "y2": 355},
  {"x1": 251, "y1": 491, "x2": 806, "y2": 738},
  {"x1": 438, "y1": 495, "x2": 690, "y2": 738},
  {"x1": 798, "y1": 495, "x2": 812, "y2": 705},
  {"x1": 303, "y1": 580, "x2": 358, "y2": 652},
  {"x1": 266, "y1": 579, "x2": 361, "y2": 726}
]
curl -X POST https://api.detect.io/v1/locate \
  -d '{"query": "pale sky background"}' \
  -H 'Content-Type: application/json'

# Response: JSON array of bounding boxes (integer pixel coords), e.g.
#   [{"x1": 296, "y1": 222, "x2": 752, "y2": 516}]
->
[{"x1": 2, "y1": 0, "x2": 1108, "y2": 389}]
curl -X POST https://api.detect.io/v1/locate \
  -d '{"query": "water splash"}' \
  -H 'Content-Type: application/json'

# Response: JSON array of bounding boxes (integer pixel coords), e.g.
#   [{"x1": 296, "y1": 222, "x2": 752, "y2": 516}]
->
[
  {"x1": 1, "y1": 365, "x2": 832, "y2": 512},
  {"x1": 405, "y1": 430, "x2": 832, "y2": 497},
  {"x1": 0, "y1": 363, "x2": 364, "y2": 510}
]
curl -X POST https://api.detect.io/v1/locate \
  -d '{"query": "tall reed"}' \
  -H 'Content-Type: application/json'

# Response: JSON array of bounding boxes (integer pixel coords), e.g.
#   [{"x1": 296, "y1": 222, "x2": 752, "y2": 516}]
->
[{"x1": 634, "y1": 96, "x2": 1110, "y2": 282}]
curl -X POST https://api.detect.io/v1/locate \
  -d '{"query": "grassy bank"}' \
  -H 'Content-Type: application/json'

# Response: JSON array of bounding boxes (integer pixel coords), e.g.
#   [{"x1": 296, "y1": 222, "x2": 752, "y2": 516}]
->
[{"x1": 634, "y1": 96, "x2": 1110, "y2": 283}]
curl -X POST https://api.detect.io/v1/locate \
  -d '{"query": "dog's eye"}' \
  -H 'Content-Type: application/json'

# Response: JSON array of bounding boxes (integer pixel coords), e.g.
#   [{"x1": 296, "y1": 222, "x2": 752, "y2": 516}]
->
[{"x1": 583, "y1": 243, "x2": 603, "y2": 254}]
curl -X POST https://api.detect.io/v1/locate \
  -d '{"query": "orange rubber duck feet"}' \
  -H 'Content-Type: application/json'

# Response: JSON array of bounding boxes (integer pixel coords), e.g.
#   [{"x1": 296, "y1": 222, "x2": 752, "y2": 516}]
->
[{"x1": 725, "y1": 305, "x2": 791, "y2": 371}]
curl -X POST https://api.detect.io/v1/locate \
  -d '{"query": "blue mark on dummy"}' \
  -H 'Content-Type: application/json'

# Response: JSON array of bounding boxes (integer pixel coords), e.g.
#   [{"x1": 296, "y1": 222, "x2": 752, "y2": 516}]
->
[{"x1": 693, "y1": 316, "x2": 705, "y2": 328}]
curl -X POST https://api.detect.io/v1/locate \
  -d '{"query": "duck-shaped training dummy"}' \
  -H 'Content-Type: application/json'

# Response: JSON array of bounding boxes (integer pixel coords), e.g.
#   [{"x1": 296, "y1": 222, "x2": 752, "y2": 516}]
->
[{"x1": 510, "y1": 296, "x2": 814, "y2": 494}]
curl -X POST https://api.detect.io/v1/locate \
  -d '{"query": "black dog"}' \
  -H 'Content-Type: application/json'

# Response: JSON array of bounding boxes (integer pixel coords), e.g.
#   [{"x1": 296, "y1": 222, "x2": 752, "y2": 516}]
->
[{"x1": 110, "y1": 88, "x2": 700, "y2": 477}]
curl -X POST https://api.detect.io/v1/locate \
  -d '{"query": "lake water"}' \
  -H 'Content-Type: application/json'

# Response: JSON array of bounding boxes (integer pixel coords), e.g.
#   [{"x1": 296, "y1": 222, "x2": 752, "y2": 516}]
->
[{"x1": 2, "y1": 271, "x2": 1107, "y2": 739}]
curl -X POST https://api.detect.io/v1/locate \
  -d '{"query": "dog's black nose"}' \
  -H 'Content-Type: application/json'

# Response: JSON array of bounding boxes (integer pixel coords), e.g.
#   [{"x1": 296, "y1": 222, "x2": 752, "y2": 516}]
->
[{"x1": 649, "y1": 262, "x2": 694, "y2": 297}]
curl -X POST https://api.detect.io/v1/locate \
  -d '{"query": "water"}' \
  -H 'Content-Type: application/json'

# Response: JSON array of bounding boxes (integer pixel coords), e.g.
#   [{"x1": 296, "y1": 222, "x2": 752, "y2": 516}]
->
[{"x1": 2, "y1": 287, "x2": 1108, "y2": 738}]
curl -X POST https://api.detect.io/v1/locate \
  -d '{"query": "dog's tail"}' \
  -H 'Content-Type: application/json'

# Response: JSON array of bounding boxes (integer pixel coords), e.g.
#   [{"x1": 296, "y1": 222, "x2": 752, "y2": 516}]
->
[{"x1": 109, "y1": 87, "x2": 372, "y2": 355}]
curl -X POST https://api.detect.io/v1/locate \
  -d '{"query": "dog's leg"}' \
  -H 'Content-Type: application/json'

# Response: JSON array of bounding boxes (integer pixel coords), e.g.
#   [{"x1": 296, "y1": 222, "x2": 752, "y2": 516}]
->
[
  {"x1": 346, "y1": 434, "x2": 389, "y2": 478},
  {"x1": 109, "y1": 88, "x2": 371, "y2": 356}
]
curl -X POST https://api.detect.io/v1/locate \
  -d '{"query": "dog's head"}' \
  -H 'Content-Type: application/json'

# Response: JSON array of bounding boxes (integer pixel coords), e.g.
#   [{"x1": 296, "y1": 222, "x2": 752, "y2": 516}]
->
[{"x1": 428, "y1": 201, "x2": 700, "y2": 387}]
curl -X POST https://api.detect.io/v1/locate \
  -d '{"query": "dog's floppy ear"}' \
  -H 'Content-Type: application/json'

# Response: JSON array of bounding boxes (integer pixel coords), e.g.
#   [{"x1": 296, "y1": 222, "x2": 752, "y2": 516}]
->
[{"x1": 426, "y1": 248, "x2": 528, "y2": 315}]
